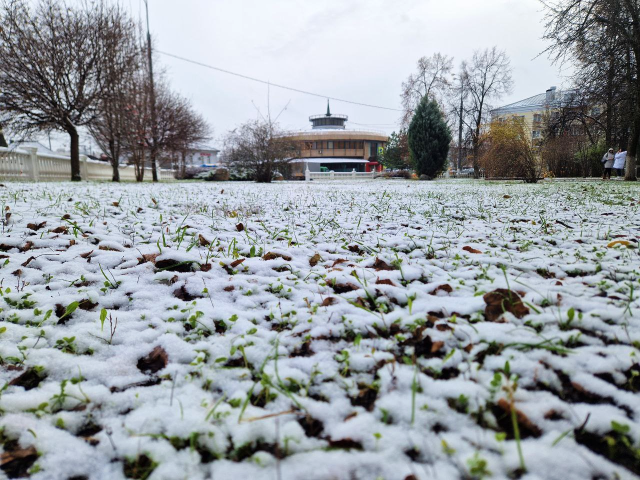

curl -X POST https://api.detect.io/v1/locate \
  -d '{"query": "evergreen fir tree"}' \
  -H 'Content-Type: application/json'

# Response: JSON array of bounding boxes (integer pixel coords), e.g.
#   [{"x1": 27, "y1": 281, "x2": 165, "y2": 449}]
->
[{"x1": 408, "y1": 97, "x2": 452, "y2": 178}]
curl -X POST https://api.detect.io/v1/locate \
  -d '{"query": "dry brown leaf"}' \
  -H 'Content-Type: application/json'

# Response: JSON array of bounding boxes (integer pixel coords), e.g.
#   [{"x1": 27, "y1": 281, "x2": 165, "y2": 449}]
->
[
  {"x1": 373, "y1": 258, "x2": 395, "y2": 271},
  {"x1": 321, "y1": 297, "x2": 338, "y2": 307},
  {"x1": 50, "y1": 225, "x2": 68, "y2": 234},
  {"x1": 230, "y1": 258, "x2": 245, "y2": 268},
  {"x1": 21, "y1": 256, "x2": 36, "y2": 267},
  {"x1": 497, "y1": 398, "x2": 541, "y2": 437},
  {"x1": 0, "y1": 445, "x2": 38, "y2": 473},
  {"x1": 309, "y1": 253, "x2": 322, "y2": 267},
  {"x1": 137, "y1": 346, "x2": 168, "y2": 374},
  {"x1": 198, "y1": 234, "x2": 211, "y2": 247},
  {"x1": 462, "y1": 245, "x2": 482, "y2": 254},
  {"x1": 483, "y1": 289, "x2": 530, "y2": 322},
  {"x1": 431, "y1": 284, "x2": 453, "y2": 295},
  {"x1": 262, "y1": 251, "x2": 292, "y2": 261},
  {"x1": 26, "y1": 221, "x2": 46, "y2": 231},
  {"x1": 330, "y1": 282, "x2": 360, "y2": 294}
]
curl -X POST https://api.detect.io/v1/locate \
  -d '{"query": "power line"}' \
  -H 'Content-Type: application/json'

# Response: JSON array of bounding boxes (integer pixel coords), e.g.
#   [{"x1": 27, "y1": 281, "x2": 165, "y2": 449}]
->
[{"x1": 156, "y1": 50, "x2": 403, "y2": 113}]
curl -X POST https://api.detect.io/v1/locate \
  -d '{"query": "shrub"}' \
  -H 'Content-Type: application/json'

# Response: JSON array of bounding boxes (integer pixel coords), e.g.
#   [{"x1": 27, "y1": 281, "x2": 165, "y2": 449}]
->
[{"x1": 481, "y1": 119, "x2": 543, "y2": 183}]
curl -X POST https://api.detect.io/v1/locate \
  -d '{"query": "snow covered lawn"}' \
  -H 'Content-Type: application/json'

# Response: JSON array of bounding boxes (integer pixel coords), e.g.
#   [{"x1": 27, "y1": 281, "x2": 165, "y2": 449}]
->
[{"x1": 0, "y1": 180, "x2": 639, "y2": 480}]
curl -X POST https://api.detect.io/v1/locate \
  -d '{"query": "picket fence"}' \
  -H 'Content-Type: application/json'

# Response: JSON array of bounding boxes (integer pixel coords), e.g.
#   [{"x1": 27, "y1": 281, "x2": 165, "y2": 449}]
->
[
  {"x1": 305, "y1": 168, "x2": 376, "y2": 181},
  {"x1": 0, "y1": 146, "x2": 175, "y2": 182}
]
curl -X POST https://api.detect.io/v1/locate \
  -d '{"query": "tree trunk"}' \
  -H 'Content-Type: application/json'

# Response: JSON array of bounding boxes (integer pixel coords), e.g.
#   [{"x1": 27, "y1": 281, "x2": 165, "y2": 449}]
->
[
  {"x1": 458, "y1": 85, "x2": 464, "y2": 171},
  {"x1": 67, "y1": 125, "x2": 81, "y2": 181},
  {"x1": 256, "y1": 162, "x2": 272, "y2": 183},
  {"x1": 111, "y1": 160, "x2": 120, "y2": 182},
  {"x1": 625, "y1": 120, "x2": 638, "y2": 181},
  {"x1": 605, "y1": 47, "x2": 615, "y2": 148},
  {"x1": 137, "y1": 146, "x2": 145, "y2": 182},
  {"x1": 109, "y1": 139, "x2": 120, "y2": 182},
  {"x1": 0, "y1": 128, "x2": 7, "y2": 148},
  {"x1": 472, "y1": 126, "x2": 481, "y2": 179},
  {"x1": 626, "y1": 57, "x2": 640, "y2": 181},
  {"x1": 150, "y1": 146, "x2": 158, "y2": 182}
]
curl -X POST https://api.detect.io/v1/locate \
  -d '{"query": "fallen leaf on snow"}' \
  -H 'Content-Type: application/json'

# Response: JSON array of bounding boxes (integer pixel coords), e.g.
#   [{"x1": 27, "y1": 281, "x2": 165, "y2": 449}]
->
[
  {"x1": 373, "y1": 258, "x2": 395, "y2": 271},
  {"x1": 309, "y1": 253, "x2": 322, "y2": 267},
  {"x1": 137, "y1": 346, "x2": 168, "y2": 374},
  {"x1": 262, "y1": 251, "x2": 292, "y2": 261},
  {"x1": 607, "y1": 240, "x2": 631, "y2": 248},
  {"x1": 483, "y1": 289, "x2": 530, "y2": 322}
]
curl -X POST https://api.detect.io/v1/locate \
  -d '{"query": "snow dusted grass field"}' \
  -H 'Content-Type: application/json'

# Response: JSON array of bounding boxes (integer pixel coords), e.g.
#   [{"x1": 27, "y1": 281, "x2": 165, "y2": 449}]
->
[{"x1": 0, "y1": 180, "x2": 639, "y2": 480}]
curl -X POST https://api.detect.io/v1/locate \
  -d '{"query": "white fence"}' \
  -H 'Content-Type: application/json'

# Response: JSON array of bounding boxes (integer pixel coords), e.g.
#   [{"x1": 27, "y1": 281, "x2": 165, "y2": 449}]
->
[
  {"x1": 305, "y1": 168, "x2": 376, "y2": 181},
  {"x1": 437, "y1": 171, "x2": 485, "y2": 179},
  {"x1": 0, "y1": 147, "x2": 175, "y2": 182}
]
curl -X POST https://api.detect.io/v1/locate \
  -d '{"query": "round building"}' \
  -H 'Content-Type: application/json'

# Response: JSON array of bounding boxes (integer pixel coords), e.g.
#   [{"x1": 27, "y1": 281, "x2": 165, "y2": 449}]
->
[{"x1": 287, "y1": 102, "x2": 388, "y2": 179}]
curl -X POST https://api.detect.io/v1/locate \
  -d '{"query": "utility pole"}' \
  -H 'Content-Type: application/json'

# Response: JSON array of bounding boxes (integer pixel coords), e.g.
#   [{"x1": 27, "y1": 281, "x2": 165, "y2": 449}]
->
[{"x1": 144, "y1": 0, "x2": 159, "y2": 182}]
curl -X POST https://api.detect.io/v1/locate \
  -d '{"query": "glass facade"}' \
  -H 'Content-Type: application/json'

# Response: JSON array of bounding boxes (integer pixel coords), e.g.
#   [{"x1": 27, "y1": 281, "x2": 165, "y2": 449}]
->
[
  {"x1": 312, "y1": 117, "x2": 346, "y2": 128},
  {"x1": 308, "y1": 141, "x2": 365, "y2": 150}
]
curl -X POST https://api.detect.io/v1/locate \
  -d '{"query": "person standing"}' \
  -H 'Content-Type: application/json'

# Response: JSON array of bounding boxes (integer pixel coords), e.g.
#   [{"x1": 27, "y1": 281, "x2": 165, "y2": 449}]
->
[
  {"x1": 613, "y1": 148, "x2": 627, "y2": 177},
  {"x1": 602, "y1": 148, "x2": 615, "y2": 179}
]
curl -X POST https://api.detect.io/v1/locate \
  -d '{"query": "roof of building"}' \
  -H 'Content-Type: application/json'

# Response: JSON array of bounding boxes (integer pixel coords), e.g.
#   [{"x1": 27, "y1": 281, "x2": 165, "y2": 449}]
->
[
  {"x1": 189, "y1": 145, "x2": 220, "y2": 153},
  {"x1": 496, "y1": 92, "x2": 549, "y2": 111},
  {"x1": 8, "y1": 141, "x2": 57, "y2": 156},
  {"x1": 492, "y1": 87, "x2": 578, "y2": 115}
]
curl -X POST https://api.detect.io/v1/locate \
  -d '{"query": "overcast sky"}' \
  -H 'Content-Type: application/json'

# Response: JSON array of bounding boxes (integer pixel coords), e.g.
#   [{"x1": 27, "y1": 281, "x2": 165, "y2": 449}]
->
[
  {"x1": 137, "y1": 0, "x2": 571, "y2": 147},
  {"x1": 44, "y1": 0, "x2": 570, "y2": 151}
]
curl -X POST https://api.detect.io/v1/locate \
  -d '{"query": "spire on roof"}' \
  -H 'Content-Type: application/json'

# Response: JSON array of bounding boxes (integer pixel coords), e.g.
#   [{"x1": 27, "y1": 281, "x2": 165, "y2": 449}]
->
[{"x1": 326, "y1": 99, "x2": 331, "y2": 117}]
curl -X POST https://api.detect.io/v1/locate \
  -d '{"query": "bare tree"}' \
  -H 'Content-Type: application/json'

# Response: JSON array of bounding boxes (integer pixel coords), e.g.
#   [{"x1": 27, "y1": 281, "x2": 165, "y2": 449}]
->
[
  {"x1": 121, "y1": 71, "x2": 150, "y2": 182},
  {"x1": 224, "y1": 118, "x2": 299, "y2": 183},
  {"x1": 0, "y1": 0, "x2": 137, "y2": 181},
  {"x1": 401, "y1": 53, "x2": 454, "y2": 129},
  {"x1": 0, "y1": 128, "x2": 6, "y2": 148},
  {"x1": 117, "y1": 74, "x2": 210, "y2": 181},
  {"x1": 89, "y1": 17, "x2": 140, "y2": 181},
  {"x1": 463, "y1": 47, "x2": 513, "y2": 177},
  {"x1": 448, "y1": 63, "x2": 471, "y2": 172},
  {"x1": 145, "y1": 80, "x2": 210, "y2": 173},
  {"x1": 542, "y1": 0, "x2": 639, "y2": 180}
]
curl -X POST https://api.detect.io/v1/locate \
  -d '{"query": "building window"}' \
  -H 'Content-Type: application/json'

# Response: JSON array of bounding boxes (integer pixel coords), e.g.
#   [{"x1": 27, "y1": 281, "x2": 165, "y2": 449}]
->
[
  {"x1": 327, "y1": 141, "x2": 334, "y2": 149},
  {"x1": 571, "y1": 126, "x2": 583, "y2": 136},
  {"x1": 533, "y1": 114, "x2": 542, "y2": 123},
  {"x1": 532, "y1": 130, "x2": 541, "y2": 139}
]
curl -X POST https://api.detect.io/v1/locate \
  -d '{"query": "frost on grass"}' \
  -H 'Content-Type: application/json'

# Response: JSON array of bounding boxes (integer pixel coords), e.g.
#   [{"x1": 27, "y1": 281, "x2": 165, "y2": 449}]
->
[{"x1": 0, "y1": 180, "x2": 639, "y2": 480}]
